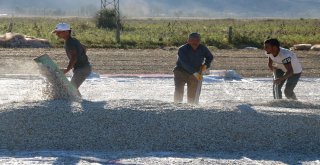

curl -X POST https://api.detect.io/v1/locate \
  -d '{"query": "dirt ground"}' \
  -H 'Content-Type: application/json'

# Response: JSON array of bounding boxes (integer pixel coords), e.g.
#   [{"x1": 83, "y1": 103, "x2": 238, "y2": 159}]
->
[{"x1": 0, "y1": 48, "x2": 319, "y2": 77}]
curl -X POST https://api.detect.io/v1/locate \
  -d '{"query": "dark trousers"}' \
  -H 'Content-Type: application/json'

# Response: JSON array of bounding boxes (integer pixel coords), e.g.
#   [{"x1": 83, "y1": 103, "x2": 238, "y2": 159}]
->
[
  {"x1": 71, "y1": 65, "x2": 92, "y2": 89},
  {"x1": 174, "y1": 68, "x2": 200, "y2": 104},
  {"x1": 273, "y1": 69, "x2": 301, "y2": 100}
]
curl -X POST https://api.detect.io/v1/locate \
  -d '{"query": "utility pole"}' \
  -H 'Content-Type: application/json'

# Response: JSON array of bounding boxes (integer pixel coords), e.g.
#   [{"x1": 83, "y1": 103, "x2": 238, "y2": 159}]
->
[{"x1": 101, "y1": 0, "x2": 120, "y2": 43}]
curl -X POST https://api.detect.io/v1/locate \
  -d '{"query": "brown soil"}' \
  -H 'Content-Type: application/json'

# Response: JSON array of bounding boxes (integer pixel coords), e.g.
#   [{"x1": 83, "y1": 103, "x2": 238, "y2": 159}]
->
[{"x1": 0, "y1": 48, "x2": 319, "y2": 77}]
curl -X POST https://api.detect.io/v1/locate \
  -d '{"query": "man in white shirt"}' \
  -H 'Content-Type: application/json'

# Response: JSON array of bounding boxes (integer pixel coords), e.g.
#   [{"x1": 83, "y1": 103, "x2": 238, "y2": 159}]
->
[{"x1": 264, "y1": 38, "x2": 302, "y2": 100}]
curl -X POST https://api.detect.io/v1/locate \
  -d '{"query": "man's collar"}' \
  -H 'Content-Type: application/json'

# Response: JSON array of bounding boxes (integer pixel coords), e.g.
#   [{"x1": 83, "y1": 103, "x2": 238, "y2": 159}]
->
[{"x1": 273, "y1": 48, "x2": 280, "y2": 57}]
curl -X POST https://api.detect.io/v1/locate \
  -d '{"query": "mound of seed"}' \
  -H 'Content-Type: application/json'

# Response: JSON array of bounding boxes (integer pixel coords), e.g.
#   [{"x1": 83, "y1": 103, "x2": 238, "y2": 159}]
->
[{"x1": 0, "y1": 99, "x2": 319, "y2": 153}]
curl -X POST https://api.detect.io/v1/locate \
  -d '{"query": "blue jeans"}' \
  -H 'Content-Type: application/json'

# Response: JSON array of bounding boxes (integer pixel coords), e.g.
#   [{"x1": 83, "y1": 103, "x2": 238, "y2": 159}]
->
[{"x1": 273, "y1": 69, "x2": 301, "y2": 100}]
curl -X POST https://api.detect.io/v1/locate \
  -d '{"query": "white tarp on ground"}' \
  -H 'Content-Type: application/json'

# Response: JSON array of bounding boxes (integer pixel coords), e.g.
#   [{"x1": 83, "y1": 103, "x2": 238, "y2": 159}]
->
[{"x1": 0, "y1": 71, "x2": 320, "y2": 164}]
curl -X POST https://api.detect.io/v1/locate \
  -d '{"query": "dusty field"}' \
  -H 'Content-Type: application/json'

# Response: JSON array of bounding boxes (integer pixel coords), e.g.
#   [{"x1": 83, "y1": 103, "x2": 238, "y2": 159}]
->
[{"x1": 0, "y1": 48, "x2": 319, "y2": 77}]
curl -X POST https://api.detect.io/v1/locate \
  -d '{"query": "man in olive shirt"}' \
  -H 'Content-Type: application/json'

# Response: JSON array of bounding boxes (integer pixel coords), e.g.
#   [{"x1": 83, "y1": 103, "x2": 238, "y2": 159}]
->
[
  {"x1": 174, "y1": 32, "x2": 214, "y2": 104},
  {"x1": 53, "y1": 23, "x2": 91, "y2": 90}
]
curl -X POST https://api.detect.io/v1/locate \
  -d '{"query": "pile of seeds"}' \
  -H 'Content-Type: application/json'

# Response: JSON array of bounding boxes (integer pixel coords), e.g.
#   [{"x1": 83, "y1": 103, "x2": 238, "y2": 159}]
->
[{"x1": 0, "y1": 99, "x2": 319, "y2": 153}]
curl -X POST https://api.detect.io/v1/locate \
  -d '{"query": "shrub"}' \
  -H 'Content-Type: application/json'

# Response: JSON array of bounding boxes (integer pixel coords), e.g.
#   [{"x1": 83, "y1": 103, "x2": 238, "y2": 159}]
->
[{"x1": 95, "y1": 9, "x2": 118, "y2": 29}]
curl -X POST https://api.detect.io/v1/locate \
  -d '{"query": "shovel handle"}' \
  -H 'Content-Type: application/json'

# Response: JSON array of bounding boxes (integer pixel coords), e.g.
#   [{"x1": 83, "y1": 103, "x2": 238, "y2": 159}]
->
[{"x1": 199, "y1": 64, "x2": 206, "y2": 75}]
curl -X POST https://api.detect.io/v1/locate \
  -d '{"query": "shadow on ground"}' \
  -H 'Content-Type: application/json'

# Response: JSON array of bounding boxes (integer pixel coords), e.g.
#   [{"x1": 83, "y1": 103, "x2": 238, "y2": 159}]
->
[{"x1": 0, "y1": 99, "x2": 319, "y2": 164}]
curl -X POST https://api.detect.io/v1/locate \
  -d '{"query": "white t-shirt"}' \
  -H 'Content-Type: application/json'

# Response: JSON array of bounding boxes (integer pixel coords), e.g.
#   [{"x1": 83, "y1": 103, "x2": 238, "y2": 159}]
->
[{"x1": 266, "y1": 47, "x2": 302, "y2": 74}]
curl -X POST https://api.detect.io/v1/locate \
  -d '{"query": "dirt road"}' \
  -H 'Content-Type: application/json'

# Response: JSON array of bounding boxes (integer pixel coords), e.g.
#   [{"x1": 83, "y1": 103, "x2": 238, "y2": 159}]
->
[{"x1": 0, "y1": 48, "x2": 319, "y2": 77}]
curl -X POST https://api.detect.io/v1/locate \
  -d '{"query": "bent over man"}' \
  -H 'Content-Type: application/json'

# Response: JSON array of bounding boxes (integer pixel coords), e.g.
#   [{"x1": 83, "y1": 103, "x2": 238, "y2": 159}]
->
[
  {"x1": 264, "y1": 38, "x2": 302, "y2": 100},
  {"x1": 53, "y1": 23, "x2": 92, "y2": 92},
  {"x1": 173, "y1": 32, "x2": 214, "y2": 104}
]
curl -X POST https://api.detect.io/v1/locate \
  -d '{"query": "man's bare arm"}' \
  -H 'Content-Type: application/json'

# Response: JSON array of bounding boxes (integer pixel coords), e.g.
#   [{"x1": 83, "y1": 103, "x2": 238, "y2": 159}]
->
[{"x1": 274, "y1": 63, "x2": 293, "y2": 84}]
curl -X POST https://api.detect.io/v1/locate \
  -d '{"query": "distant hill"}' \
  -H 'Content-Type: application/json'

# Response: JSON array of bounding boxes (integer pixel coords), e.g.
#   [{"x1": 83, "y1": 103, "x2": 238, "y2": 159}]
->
[
  {"x1": 122, "y1": 0, "x2": 320, "y2": 18},
  {"x1": 0, "y1": 0, "x2": 320, "y2": 18}
]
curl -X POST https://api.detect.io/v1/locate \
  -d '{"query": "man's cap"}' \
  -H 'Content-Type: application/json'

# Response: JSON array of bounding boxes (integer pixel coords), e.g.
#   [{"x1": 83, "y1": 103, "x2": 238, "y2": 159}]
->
[
  {"x1": 52, "y1": 23, "x2": 71, "y2": 33},
  {"x1": 188, "y1": 32, "x2": 201, "y2": 39}
]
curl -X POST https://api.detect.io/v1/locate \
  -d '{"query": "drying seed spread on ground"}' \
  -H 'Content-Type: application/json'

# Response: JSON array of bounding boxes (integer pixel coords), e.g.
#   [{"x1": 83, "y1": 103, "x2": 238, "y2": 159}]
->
[{"x1": 0, "y1": 49, "x2": 319, "y2": 164}]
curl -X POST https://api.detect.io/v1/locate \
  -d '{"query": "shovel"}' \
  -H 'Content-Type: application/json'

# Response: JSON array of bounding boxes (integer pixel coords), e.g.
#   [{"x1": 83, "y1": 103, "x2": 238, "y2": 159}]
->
[{"x1": 194, "y1": 64, "x2": 206, "y2": 104}]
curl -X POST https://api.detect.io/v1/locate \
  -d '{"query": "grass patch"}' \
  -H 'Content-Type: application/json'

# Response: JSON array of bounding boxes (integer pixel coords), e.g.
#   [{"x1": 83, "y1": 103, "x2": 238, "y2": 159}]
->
[{"x1": 1, "y1": 17, "x2": 320, "y2": 49}]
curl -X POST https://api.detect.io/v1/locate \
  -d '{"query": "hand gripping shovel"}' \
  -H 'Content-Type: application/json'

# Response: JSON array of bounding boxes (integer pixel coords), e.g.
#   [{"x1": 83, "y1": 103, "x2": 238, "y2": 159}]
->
[
  {"x1": 194, "y1": 64, "x2": 206, "y2": 104},
  {"x1": 273, "y1": 72, "x2": 280, "y2": 99}
]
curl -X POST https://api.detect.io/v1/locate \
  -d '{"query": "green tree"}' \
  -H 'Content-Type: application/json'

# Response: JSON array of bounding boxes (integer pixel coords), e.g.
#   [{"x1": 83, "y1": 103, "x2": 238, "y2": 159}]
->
[{"x1": 95, "y1": 9, "x2": 118, "y2": 29}]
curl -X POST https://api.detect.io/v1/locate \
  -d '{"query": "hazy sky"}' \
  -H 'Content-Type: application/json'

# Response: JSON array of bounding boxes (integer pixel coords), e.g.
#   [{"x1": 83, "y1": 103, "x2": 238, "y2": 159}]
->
[{"x1": 0, "y1": 0, "x2": 319, "y2": 18}]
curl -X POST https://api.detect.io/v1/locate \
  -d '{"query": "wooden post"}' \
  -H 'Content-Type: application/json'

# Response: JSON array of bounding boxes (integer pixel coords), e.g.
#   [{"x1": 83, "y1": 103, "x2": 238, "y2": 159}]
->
[
  {"x1": 7, "y1": 16, "x2": 13, "y2": 32},
  {"x1": 115, "y1": 21, "x2": 120, "y2": 43},
  {"x1": 7, "y1": 22, "x2": 13, "y2": 32},
  {"x1": 228, "y1": 26, "x2": 233, "y2": 43},
  {"x1": 115, "y1": 0, "x2": 121, "y2": 43}
]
